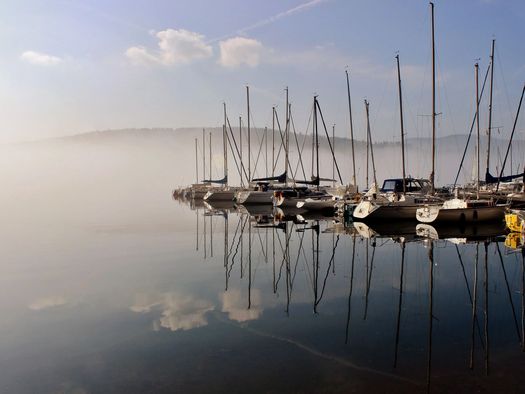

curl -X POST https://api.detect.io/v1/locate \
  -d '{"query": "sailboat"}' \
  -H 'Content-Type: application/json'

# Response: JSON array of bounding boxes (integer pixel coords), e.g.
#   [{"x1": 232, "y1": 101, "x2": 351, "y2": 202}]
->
[
  {"x1": 204, "y1": 105, "x2": 240, "y2": 202},
  {"x1": 353, "y1": 51, "x2": 443, "y2": 221},
  {"x1": 275, "y1": 95, "x2": 340, "y2": 210},
  {"x1": 191, "y1": 129, "x2": 214, "y2": 199},
  {"x1": 234, "y1": 87, "x2": 287, "y2": 205},
  {"x1": 416, "y1": 62, "x2": 511, "y2": 224}
]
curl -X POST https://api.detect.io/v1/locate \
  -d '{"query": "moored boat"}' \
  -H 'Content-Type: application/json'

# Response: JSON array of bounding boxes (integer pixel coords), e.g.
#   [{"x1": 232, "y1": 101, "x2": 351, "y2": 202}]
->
[
  {"x1": 203, "y1": 188, "x2": 236, "y2": 202},
  {"x1": 416, "y1": 198, "x2": 506, "y2": 224}
]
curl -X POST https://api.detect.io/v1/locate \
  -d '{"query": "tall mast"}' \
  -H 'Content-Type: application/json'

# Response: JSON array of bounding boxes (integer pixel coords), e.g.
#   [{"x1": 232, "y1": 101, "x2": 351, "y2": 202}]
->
[
  {"x1": 285, "y1": 87, "x2": 289, "y2": 185},
  {"x1": 332, "y1": 124, "x2": 336, "y2": 187},
  {"x1": 223, "y1": 103, "x2": 228, "y2": 186},
  {"x1": 202, "y1": 128, "x2": 206, "y2": 182},
  {"x1": 430, "y1": 1, "x2": 436, "y2": 194},
  {"x1": 396, "y1": 54, "x2": 407, "y2": 195},
  {"x1": 314, "y1": 95, "x2": 320, "y2": 190},
  {"x1": 239, "y1": 116, "x2": 243, "y2": 187},
  {"x1": 265, "y1": 126, "x2": 268, "y2": 177},
  {"x1": 272, "y1": 107, "x2": 275, "y2": 177},
  {"x1": 346, "y1": 70, "x2": 357, "y2": 191},
  {"x1": 475, "y1": 63, "x2": 480, "y2": 197},
  {"x1": 246, "y1": 86, "x2": 251, "y2": 182},
  {"x1": 365, "y1": 99, "x2": 378, "y2": 190},
  {"x1": 195, "y1": 138, "x2": 199, "y2": 183},
  {"x1": 365, "y1": 105, "x2": 370, "y2": 188},
  {"x1": 486, "y1": 39, "x2": 495, "y2": 177},
  {"x1": 209, "y1": 131, "x2": 212, "y2": 181}
]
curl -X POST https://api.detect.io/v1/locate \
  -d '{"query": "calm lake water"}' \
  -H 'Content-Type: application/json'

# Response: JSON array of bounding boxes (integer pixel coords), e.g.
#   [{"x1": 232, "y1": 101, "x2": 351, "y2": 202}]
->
[{"x1": 1, "y1": 185, "x2": 525, "y2": 393}]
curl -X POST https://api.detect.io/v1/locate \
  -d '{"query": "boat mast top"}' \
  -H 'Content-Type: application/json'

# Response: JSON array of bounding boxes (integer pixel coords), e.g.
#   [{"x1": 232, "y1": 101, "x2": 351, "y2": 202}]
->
[
  {"x1": 239, "y1": 116, "x2": 244, "y2": 187},
  {"x1": 365, "y1": 99, "x2": 378, "y2": 191},
  {"x1": 346, "y1": 69, "x2": 357, "y2": 191},
  {"x1": 285, "y1": 87, "x2": 290, "y2": 186},
  {"x1": 202, "y1": 128, "x2": 206, "y2": 183},
  {"x1": 486, "y1": 39, "x2": 495, "y2": 177},
  {"x1": 475, "y1": 63, "x2": 480, "y2": 198},
  {"x1": 272, "y1": 107, "x2": 275, "y2": 177},
  {"x1": 223, "y1": 102, "x2": 228, "y2": 186},
  {"x1": 396, "y1": 54, "x2": 407, "y2": 195},
  {"x1": 314, "y1": 95, "x2": 320, "y2": 190},
  {"x1": 332, "y1": 124, "x2": 336, "y2": 187},
  {"x1": 195, "y1": 138, "x2": 198, "y2": 184},
  {"x1": 246, "y1": 85, "x2": 251, "y2": 183},
  {"x1": 430, "y1": 1, "x2": 436, "y2": 194}
]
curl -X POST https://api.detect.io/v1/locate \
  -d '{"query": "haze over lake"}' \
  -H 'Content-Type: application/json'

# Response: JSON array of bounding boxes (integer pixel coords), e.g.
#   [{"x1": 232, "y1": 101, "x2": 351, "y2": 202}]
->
[{"x1": 0, "y1": 130, "x2": 524, "y2": 393}]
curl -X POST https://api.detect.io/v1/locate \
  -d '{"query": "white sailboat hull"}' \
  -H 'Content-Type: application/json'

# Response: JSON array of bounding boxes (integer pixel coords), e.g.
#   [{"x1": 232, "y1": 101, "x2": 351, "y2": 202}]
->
[
  {"x1": 203, "y1": 190, "x2": 235, "y2": 201},
  {"x1": 416, "y1": 205, "x2": 505, "y2": 223},
  {"x1": 235, "y1": 190, "x2": 274, "y2": 205},
  {"x1": 352, "y1": 200, "x2": 420, "y2": 221},
  {"x1": 296, "y1": 198, "x2": 336, "y2": 211}
]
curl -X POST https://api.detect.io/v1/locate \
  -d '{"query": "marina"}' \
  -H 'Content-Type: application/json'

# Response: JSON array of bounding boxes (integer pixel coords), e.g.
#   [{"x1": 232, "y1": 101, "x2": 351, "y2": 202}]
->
[{"x1": 2, "y1": 1, "x2": 525, "y2": 393}]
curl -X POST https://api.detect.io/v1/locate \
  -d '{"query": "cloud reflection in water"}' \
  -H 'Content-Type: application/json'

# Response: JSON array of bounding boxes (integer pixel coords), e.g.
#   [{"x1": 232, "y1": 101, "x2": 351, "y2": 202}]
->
[{"x1": 131, "y1": 293, "x2": 214, "y2": 331}]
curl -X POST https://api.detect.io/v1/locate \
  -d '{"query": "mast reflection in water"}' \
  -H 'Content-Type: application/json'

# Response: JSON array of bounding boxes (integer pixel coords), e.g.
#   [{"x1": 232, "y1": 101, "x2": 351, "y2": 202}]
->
[
  {"x1": 2, "y1": 191, "x2": 525, "y2": 393},
  {"x1": 187, "y1": 198, "x2": 525, "y2": 392}
]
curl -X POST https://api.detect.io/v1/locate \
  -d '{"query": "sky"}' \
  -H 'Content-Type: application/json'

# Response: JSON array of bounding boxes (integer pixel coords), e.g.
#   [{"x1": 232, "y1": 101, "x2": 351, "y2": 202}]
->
[{"x1": 0, "y1": 0, "x2": 524, "y2": 144}]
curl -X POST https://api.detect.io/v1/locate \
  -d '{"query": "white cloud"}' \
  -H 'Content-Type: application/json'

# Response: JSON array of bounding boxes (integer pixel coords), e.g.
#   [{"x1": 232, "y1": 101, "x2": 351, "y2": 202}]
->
[
  {"x1": 219, "y1": 37, "x2": 264, "y2": 68},
  {"x1": 126, "y1": 28, "x2": 213, "y2": 66},
  {"x1": 28, "y1": 296, "x2": 67, "y2": 310},
  {"x1": 21, "y1": 51, "x2": 62, "y2": 66}
]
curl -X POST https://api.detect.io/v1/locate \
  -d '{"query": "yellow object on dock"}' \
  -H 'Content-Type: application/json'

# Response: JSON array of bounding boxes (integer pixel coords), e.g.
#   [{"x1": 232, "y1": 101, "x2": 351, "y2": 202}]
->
[{"x1": 505, "y1": 212, "x2": 524, "y2": 233}]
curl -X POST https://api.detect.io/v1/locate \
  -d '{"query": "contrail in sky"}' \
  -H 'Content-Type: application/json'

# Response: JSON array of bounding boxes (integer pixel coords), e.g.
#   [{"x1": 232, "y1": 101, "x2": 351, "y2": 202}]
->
[
  {"x1": 237, "y1": 0, "x2": 331, "y2": 34},
  {"x1": 209, "y1": 0, "x2": 331, "y2": 43}
]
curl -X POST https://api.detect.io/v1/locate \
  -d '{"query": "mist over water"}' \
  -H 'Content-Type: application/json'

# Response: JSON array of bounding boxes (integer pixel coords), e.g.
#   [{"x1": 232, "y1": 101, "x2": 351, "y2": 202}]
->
[{"x1": 0, "y1": 129, "x2": 524, "y2": 393}]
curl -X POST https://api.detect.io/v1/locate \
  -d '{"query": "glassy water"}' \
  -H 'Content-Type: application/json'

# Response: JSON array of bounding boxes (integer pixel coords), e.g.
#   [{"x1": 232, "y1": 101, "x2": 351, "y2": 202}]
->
[{"x1": 1, "y1": 188, "x2": 525, "y2": 393}]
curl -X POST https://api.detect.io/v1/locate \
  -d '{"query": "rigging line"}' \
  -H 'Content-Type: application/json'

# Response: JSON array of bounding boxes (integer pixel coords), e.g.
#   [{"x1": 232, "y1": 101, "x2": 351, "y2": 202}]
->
[
  {"x1": 293, "y1": 102, "x2": 314, "y2": 179},
  {"x1": 436, "y1": 53, "x2": 459, "y2": 136},
  {"x1": 228, "y1": 216, "x2": 248, "y2": 278},
  {"x1": 363, "y1": 241, "x2": 376, "y2": 321},
  {"x1": 495, "y1": 46, "x2": 515, "y2": 130},
  {"x1": 299, "y1": 230, "x2": 314, "y2": 293},
  {"x1": 224, "y1": 124, "x2": 243, "y2": 180},
  {"x1": 455, "y1": 244, "x2": 485, "y2": 348},
  {"x1": 316, "y1": 100, "x2": 344, "y2": 184},
  {"x1": 496, "y1": 242, "x2": 521, "y2": 341},
  {"x1": 226, "y1": 116, "x2": 249, "y2": 181},
  {"x1": 496, "y1": 83, "x2": 525, "y2": 192},
  {"x1": 249, "y1": 110, "x2": 264, "y2": 177},
  {"x1": 274, "y1": 236, "x2": 286, "y2": 291},
  {"x1": 272, "y1": 110, "x2": 286, "y2": 174},
  {"x1": 290, "y1": 108, "x2": 308, "y2": 181},
  {"x1": 256, "y1": 228, "x2": 267, "y2": 260},
  {"x1": 252, "y1": 125, "x2": 267, "y2": 179},
  {"x1": 315, "y1": 235, "x2": 341, "y2": 309},
  {"x1": 227, "y1": 215, "x2": 242, "y2": 257},
  {"x1": 290, "y1": 229, "x2": 307, "y2": 290},
  {"x1": 453, "y1": 64, "x2": 491, "y2": 188}
]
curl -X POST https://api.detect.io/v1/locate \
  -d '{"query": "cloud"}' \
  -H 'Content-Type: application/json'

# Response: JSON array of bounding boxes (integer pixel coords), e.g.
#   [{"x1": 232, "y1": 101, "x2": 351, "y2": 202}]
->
[
  {"x1": 28, "y1": 296, "x2": 67, "y2": 310},
  {"x1": 219, "y1": 37, "x2": 264, "y2": 68},
  {"x1": 126, "y1": 28, "x2": 213, "y2": 66},
  {"x1": 131, "y1": 292, "x2": 214, "y2": 331},
  {"x1": 21, "y1": 51, "x2": 62, "y2": 66},
  {"x1": 221, "y1": 289, "x2": 262, "y2": 322}
]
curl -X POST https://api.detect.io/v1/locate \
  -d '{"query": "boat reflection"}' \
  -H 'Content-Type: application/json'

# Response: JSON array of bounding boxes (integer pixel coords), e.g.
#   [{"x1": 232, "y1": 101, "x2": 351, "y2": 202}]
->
[{"x1": 181, "y1": 202, "x2": 524, "y2": 391}]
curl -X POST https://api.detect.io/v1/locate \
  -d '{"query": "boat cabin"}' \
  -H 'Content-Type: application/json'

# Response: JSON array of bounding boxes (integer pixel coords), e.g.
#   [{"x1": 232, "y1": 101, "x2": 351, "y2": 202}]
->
[{"x1": 380, "y1": 178, "x2": 431, "y2": 194}]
